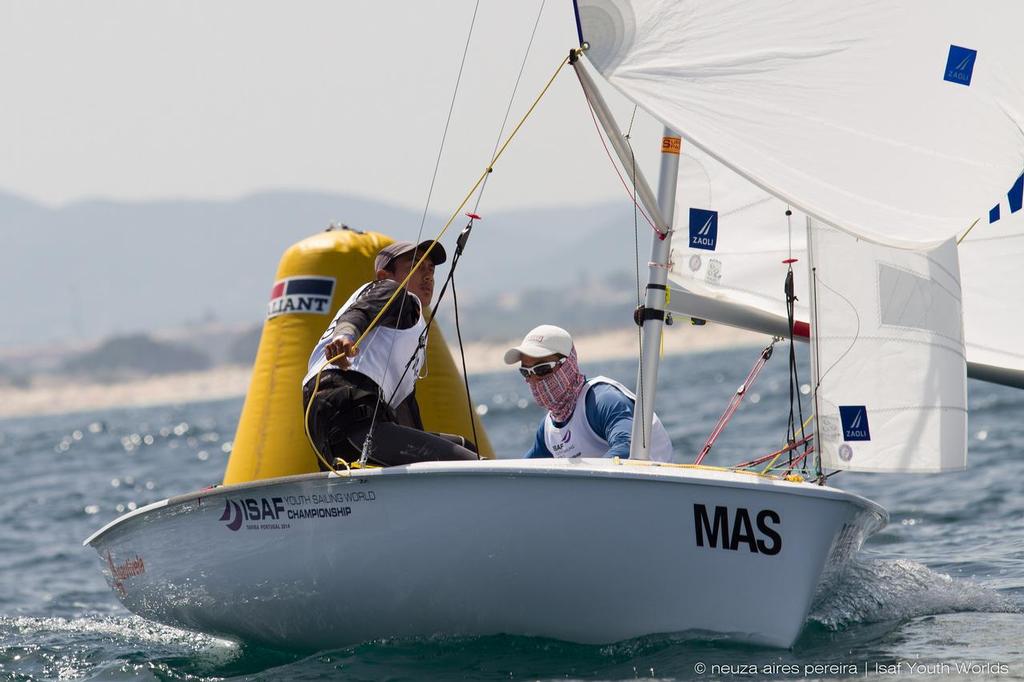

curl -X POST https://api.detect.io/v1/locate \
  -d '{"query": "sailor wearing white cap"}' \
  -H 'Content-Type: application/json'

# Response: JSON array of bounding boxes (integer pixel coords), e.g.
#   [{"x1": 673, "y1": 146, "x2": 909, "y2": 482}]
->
[{"x1": 504, "y1": 325, "x2": 674, "y2": 461}]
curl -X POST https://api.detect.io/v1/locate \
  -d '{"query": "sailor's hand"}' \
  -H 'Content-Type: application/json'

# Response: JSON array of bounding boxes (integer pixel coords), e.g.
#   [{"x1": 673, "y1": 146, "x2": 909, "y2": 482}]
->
[{"x1": 325, "y1": 335, "x2": 357, "y2": 369}]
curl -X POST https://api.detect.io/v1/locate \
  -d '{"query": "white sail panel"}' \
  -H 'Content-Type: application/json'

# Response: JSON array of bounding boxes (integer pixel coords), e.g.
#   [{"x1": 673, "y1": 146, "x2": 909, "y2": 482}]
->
[
  {"x1": 667, "y1": 146, "x2": 1024, "y2": 383},
  {"x1": 809, "y1": 224, "x2": 967, "y2": 473},
  {"x1": 578, "y1": 0, "x2": 1024, "y2": 246},
  {"x1": 959, "y1": 224, "x2": 1024, "y2": 376},
  {"x1": 670, "y1": 150, "x2": 810, "y2": 326}
]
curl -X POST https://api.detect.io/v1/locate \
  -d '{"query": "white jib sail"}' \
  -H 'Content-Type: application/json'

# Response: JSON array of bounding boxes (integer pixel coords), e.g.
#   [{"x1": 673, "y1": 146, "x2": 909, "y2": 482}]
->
[
  {"x1": 809, "y1": 223, "x2": 967, "y2": 473},
  {"x1": 577, "y1": 0, "x2": 1024, "y2": 247},
  {"x1": 668, "y1": 145, "x2": 1024, "y2": 384}
]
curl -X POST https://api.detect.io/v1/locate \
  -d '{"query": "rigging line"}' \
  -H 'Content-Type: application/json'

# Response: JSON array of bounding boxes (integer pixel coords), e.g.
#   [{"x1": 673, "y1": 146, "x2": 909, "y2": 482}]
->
[
  {"x1": 358, "y1": 0, "x2": 483, "y2": 462},
  {"x1": 782, "y1": 208, "x2": 807, "y2": 468},
  {"x1": 956, "y1": 217, "x2": 981, "y2": 245},
  {"x1": 582, "y1": 96, "x2": 659, "y2": 232},
  {"x1": 415, "y1": 0, "x2": 481, "y2": 243},
  {"x1": 450, "y1": 276, "x2": 480, "y2": 452},
  {"x1": 760, "y1": 415, "x2": 814, "y2": 473},
  {"x1": 813, "y1": 276, "x2": 861, "y2": 387},
  {"x1": 697, "y1": 342, "x2": 777, "y2": 466},
  {"x1": 625, "y1": 104, "x2": 638, "y2": 139},
  {"x1": 785, "y1": 269, "x2": 798, "y2": 463},
  {"x1": 349, "y1": 48, "x2": 566, "y2": 455},
  {"x1": 628, "y1": 141, "x2": 647, "y2": 450},
  {"x1": 306, "y1": 36, "x2": 568, "y2": 477},
  {"x1": 809, "y1": 262, "x2": 825, "y2": 482},
  {"x1": 787, "y1": 274, "x2": 809, "y2": 466},
  {"x1": 472, "y1": 0, "x2": 546, "y2": 213},
  {"x1": 786, "y1": 205, "x2": 793, "y2": 260},
  {"x1": 345, "y1": 53, "x2": 571, "y2": 355},
  {"x1": 386, "y1": 222, "x2": 470, "y2": 407},
  {"x1": 734, "y1": 432, "x2": 813, "y2": 469},
  {"x1": 571, "y1": 0, "x2": 585, "y2": 47}
]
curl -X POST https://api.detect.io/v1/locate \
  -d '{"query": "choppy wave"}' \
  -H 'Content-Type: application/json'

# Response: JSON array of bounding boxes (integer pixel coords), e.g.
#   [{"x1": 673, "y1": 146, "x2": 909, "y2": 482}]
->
[
  {"x1": 810, "y1": 558, "x2": 1022, "y2": 630},
  {"x1": 2, "y1": 351, "x2": 1024, "y2": 680},
  {"x1": 0, "y1": 615, "x2": 239, "y2": 680}
]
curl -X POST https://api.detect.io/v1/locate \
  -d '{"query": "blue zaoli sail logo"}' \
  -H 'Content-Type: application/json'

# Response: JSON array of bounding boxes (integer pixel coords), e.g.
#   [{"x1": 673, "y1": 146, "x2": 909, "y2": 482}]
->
[
  {"x1": 839, "y1": 406, "x2": 871, "y2": 442},
  {"x1": 944, "y1": 45, "x2": 977, "y2": 86},
  {"x1": 689, "y1": 208, "x2": 718, "y2": 251}
]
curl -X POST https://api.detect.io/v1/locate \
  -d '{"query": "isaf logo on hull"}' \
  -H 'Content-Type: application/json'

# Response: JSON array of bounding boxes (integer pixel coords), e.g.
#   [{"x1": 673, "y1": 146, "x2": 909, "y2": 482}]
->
[
  {"x1": 221, "y1": 497, "x2": 286, "y2": 531},
  {"x1": 693, "y1": 504, "x2": 782, "y2": 555}
]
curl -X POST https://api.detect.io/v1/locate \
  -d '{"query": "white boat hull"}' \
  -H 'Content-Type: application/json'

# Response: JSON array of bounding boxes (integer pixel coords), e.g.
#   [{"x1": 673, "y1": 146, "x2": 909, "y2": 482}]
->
[{"x1": 85, "y1": 459, "x2": 885, "y2": 649}]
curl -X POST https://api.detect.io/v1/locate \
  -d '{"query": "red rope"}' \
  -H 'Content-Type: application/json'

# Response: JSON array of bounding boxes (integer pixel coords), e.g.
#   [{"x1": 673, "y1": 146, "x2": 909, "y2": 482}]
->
[
  {"x1": 581, "y1": 94, "x2": 661, "y2": 235},
  {"x1": 734, "y1": 434, "x2": 814, "y2": 470},
  {"x1": 694, "y1": 343, "x2": 775, "y2": 465}
]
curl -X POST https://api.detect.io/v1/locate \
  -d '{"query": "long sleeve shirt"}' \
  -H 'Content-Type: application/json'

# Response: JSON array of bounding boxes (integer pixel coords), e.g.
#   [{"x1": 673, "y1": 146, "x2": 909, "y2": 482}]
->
[
  {"x1": 524, "y1": 382, "x2": 635, "y2": 459},
  {"x1": 331, "y1": 279, "x2": 422, "y2": 342}
]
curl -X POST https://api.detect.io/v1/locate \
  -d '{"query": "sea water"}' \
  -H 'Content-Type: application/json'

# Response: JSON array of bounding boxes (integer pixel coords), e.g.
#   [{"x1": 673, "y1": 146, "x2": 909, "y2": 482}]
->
[{"x1": 1, "y1": 346, "x2": 1021, "y2": 680}]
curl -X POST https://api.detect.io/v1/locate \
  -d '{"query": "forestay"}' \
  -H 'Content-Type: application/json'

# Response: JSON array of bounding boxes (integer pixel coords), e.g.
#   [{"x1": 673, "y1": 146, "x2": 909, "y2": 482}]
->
[
  {"x1": 576, "y1": 0, "x2": 1024, "y2": 246},
  {"x1": 809, "y1": 223, "x2": 967, "y2": 473}
]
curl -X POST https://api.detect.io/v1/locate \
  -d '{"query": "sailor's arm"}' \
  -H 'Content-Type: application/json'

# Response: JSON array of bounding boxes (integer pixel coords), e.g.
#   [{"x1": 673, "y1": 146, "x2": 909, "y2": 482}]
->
[
  {"x1": 323, "y1": 334, "x2": 357, "y2": 369},
  {"x1": 586, "y1": 384, "x2": 634, "y2": 458},
  {"x1": 323, "y1": 280, "x2": 404, "y2": 368}
]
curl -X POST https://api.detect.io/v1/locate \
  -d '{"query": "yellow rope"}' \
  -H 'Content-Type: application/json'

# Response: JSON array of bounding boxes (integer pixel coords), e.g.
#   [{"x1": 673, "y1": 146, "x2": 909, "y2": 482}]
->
[
  {"x1": 956, "y1": 217, "x2": 981, "y2": 245},
  {"x1": 303, "y1": 53, "x2": 571, "y2": 474},
  {"x1": 611, "y1": 457, "x2": 776, "y2": 479},
  {"x1": 760, "y1": 414, "x2": 815, "y2": 474}
]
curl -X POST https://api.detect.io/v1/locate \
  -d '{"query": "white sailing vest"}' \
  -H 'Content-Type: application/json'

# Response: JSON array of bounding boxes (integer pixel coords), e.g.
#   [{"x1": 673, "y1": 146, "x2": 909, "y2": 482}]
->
[
  {"x1": 543, "y1": 377, "x2": 674, "y2": 461},
  {"x1": 303, "y1": 282, "x2": 427, "y2": 407}
]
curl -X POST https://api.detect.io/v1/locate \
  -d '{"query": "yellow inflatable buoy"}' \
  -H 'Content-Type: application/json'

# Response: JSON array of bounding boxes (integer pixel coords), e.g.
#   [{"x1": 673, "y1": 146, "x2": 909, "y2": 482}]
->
[{"x1": 223, "y1": 226, "x2": 493, "y2": 485}]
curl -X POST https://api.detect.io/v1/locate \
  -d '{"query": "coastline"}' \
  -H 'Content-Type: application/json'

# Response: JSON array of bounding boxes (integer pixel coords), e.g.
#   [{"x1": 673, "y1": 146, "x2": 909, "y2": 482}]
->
[{"x1": 0, "y1": 324, "x2": 765, "y2": 420}]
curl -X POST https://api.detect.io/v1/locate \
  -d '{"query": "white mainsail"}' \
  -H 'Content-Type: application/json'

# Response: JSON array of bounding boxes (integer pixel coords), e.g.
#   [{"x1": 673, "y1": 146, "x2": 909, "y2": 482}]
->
[
  {"x1": 577, "y1": 0, "x2": 1024, "y2": 246},
  {"x1": 575, "y1": 0, "x2": 1024, "y2": 473},
  {"x1": 668, "y1": 146, "x2": 1024, "y2": 386}
]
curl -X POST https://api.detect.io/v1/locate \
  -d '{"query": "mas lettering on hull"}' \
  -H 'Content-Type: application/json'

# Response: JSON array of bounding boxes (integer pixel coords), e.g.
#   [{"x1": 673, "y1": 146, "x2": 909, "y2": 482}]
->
[{"x1": 693, "y1": 504, "x2": 782, "y2": 555}]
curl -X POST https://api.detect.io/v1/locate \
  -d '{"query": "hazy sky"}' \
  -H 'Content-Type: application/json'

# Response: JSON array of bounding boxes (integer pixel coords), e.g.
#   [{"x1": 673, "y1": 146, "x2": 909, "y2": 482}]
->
[{"x1": 2, "y1": 1, "x2": 665, "y2": 214}]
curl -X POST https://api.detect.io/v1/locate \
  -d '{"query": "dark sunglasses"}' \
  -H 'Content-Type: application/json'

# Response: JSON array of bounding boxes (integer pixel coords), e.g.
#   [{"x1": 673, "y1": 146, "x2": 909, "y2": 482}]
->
[{"x1": 518, "y1": 357, "x2": 566, "y2": 378}]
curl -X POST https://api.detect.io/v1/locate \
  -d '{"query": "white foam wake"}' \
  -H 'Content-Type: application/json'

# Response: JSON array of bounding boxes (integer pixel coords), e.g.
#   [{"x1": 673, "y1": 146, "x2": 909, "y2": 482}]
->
[{"x1": 809, "y1": 558, "x2": 1021, "y2": 630}]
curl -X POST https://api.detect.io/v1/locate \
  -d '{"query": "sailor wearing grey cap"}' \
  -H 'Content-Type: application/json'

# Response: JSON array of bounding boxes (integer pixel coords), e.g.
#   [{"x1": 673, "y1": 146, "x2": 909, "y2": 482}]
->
[
  {"x1": 303, "y1": 239, "x2": 478, "y2": 467},
  {"x1": 505, "y1": 325, "x2": 674, "y2": 461}
]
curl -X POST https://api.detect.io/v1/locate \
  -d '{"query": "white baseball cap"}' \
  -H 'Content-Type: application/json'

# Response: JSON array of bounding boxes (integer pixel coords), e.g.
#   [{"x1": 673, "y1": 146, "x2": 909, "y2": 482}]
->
[{"x1": 503, "y1": 325, "x2": 574, "y2": 364}]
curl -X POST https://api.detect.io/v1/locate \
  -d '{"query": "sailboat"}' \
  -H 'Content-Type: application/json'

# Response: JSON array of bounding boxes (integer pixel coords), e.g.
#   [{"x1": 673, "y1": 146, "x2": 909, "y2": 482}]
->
[{"x1": 83, "y1": 1, "x2": 1024, "y2": 650}]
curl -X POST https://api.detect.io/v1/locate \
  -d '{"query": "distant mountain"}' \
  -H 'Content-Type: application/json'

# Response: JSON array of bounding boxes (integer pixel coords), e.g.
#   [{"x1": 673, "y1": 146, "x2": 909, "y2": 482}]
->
[
  {"x1": 60, "y1": 333, "x2": 212, "y2": 380},
  {"x1": 0, "y1": 189, "x2": 648, "y2": 350},
  {"x1": 432, "y1": 270, "x2": 641, "y2": 343},
  {"x1": 0, "y1": 360, "x2": 31, "y2": 388}
]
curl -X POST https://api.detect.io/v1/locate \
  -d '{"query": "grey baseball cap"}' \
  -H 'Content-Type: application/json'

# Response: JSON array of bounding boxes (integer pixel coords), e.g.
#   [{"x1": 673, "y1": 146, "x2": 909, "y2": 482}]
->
[{"x1": 374, "y1": 240, "x2": 447, "y2": 272}]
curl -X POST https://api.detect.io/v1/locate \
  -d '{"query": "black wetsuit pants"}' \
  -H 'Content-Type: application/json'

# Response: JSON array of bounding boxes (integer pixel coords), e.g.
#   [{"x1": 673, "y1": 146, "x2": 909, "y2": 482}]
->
[{"x1": 302, "y1": 370, "x2": 478, "y2": 468}]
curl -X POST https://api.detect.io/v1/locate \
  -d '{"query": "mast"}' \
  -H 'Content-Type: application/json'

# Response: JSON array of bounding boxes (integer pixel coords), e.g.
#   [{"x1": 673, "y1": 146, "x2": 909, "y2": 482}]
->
[
  {"x1": 629, "y1": 128, "x2": 681, "y2": 459},
  {"x1": 570, "y1": 54, "x2": 678, "y2": 460}
]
